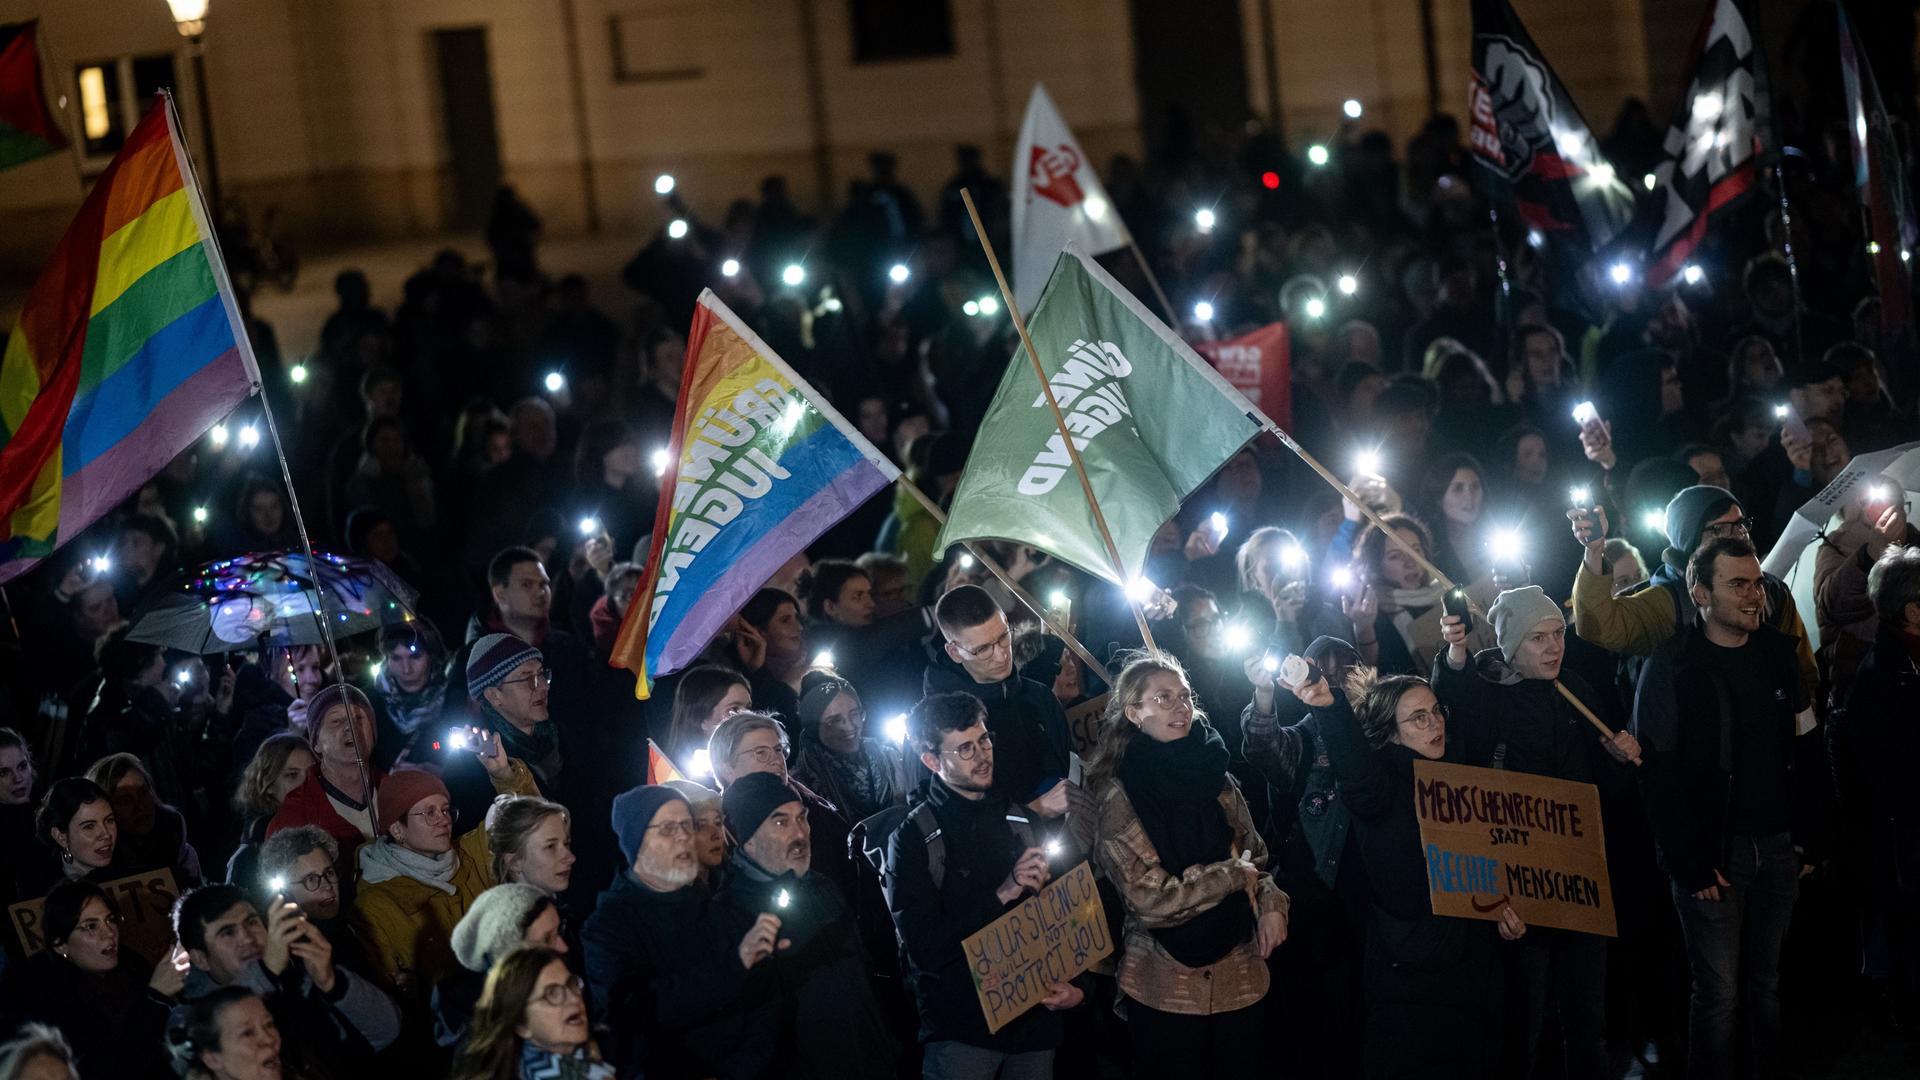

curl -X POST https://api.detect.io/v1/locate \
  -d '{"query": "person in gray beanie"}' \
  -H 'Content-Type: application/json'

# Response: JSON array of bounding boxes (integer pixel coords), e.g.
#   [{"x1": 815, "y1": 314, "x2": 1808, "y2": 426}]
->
[
  {"x1": 580, "y1": 784, "x2": 782, "y2": 1077},
  {"x1": 1566, "y1": 484, "x2": 1817, "y2": 695},
  {"x1": 1433, "y1": 586, "x2": 1639, "y2": 1079},
  {"x1": 431, "y1": 882, "x2": 568, "y2": 1048}
]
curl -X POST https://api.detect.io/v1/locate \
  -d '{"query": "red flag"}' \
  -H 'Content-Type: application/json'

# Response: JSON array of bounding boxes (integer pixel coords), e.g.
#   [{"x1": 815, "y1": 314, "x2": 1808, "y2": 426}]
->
[
  {"x1": 1193, "y1": 323, "x2": 1291, "y2": 429},
  {"x1": 0, "y1": 21, "x2": 67, "y2": 170}
]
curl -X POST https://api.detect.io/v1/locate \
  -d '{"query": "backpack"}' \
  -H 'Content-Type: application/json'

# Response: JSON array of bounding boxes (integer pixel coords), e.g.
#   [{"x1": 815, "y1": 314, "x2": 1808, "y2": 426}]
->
[{"x1": 852, "y1": 800, "x2": 1035, "y2": 891}]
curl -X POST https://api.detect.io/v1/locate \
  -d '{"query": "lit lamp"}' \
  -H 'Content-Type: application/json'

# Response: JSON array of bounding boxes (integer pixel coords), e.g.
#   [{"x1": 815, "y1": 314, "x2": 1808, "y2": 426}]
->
[{"x1": 165, "y1": 0, "x2": 220, "y2": 208}]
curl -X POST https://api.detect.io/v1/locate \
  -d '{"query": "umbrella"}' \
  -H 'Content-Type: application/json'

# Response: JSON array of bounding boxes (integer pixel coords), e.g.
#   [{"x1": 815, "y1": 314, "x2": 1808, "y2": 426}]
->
[
  {"x1": 1761, "y1": 440, "x2": 1920, "y2": 655},
  {"x1": 127, "y1": 550, "x2": 422, "y2": 653}
]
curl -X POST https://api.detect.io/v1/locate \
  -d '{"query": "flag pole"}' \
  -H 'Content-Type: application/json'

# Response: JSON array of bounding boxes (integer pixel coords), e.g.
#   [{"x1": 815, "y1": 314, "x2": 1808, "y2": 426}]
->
[
  {"x1": 164, "y1": 87, "x2": 376, "y2": 820},
  {"x1": 897, "y1": 479, "x2": 1112, "y2": 684},
  {"x1": 1255, "y1": 415, "x2": 1621, "y2": 745},
  {"x1": 962, "y1": 188, "x2": 1159, "y2": 651},
  {"x1": 1121, "y1": 232, "x2": 1179, "y2": 327},
  {"x1": 1772, "y1": 158, "x2": 1807, "y2": 365}
]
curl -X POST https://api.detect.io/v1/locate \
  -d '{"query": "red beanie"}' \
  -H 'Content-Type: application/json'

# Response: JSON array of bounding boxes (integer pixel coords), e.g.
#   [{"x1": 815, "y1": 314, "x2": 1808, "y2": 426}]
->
[{"x1": 377, "y1": 767, "x2": 451, "y2": 829}]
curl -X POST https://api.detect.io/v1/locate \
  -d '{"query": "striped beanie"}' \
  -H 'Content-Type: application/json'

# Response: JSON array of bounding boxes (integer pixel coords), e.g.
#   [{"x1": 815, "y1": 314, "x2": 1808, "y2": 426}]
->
[{"x1": 467, "y1": 633, "x2": 542, "y2": 702}]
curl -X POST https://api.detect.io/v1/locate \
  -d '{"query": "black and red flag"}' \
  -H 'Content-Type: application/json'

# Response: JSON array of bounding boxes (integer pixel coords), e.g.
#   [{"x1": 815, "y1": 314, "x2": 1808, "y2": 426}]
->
[
  {"x1": 1468, "y1": 0, "x2": 1634, "y2": 258},
  {"x1": 0, "y1": 21, "x2": 67, "y2": 171},
  {"x1": 1635, "y1": 0, "x2": 1771, "y2": 288}
]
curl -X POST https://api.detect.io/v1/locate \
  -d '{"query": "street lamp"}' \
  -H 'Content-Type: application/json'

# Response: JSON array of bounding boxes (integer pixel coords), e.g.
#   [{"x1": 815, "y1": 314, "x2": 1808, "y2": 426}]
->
[{"x1": 165, "y1": 0, "x2": 219, "y2": 208}]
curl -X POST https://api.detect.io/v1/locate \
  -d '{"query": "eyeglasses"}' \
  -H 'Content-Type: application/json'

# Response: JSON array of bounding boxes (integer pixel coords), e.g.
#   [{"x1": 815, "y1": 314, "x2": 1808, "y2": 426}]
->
[
  {"x1": 285, "y1": 867, "x2": 339, "y2": 893},
  {"x1": 1702, "y1": 517, "x2": 1753, "y2": 540},
  {"x1": 533, "y1": 975, "x2": 586, "y2": 1008},
  {"x1": 1401, "y1": 703, "x2": 1449, "y2": 731},
  {"x1": 73, "y1": 912, "x2": 124, "y2": 938},
  {"x1": 408, "y1": 804, "x2": 460, "y2": 825},
  {"x1": 647, "y1": 819, "x2": 696, "y2": 839},
  {"x1": 950, "y1": 628, "x2": 1011, "y2": 660},
  {"x1": 1134, "y1": 689, "x2": 1195, "y2": 711},
  {"x1": 939, "y1": 730, "x2": 993, "y2": 761},
  {"x1": 733, "y1": 744, "x2": 786, "y2": 765},
  {"x1": 501, "y1": 667, "x2": 554, "y2": 690},
  {"x1": 821, "y1": 708, "x2": 866, "y2": 728}
]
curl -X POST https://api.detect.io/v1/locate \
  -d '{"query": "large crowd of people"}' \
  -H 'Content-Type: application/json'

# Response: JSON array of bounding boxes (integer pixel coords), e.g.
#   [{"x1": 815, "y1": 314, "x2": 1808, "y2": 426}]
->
[{"x1": 0, "y1": 66, "x2": 1916, "y2": 1080}]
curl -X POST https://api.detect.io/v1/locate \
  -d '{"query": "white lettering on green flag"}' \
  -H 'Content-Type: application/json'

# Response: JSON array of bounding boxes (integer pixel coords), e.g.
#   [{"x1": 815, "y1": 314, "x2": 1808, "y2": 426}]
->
[{"x1": 937, "y1": 246, "x2": 1262, "y2": 585}]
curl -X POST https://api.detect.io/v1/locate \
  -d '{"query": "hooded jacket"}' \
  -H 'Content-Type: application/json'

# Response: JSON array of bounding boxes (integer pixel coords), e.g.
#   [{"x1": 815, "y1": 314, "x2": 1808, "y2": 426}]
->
[{"x1": 921, "y1": 653, "x2": 1071, "y2": 805}]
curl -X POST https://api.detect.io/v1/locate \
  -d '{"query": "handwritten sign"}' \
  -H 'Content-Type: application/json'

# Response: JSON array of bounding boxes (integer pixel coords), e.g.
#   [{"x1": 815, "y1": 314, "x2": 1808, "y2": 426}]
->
[
  {"x1": 11, "y1": 868, "x2": 180, "y2": 959},
  {"x1": 1411, "y1": 761, "x2": 1615, "y2": 937},
  {"x1": 1064, "y1": 693, "x2": 1109, "y2": 756},
  {"x1": 962, "y1": 859, "x2": 1113, "y2": 1033}
]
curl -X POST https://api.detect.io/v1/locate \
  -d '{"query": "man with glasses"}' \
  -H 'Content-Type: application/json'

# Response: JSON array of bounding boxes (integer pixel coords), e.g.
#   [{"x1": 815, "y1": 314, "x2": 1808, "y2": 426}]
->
[
  {"x1": 447, "y1": 632, "x2": 585, "y2": 832},
  {"x1": 173, "y1": 882, "x2": 401, "y2": 1068},
  {"x1": 708, "y1": 709, "x2": 856, "y2": 892},
  {"x1": 884, "y1": 692, "x2": 1081, "y2": 1080},
  {"x1": 256, "y1": 825, "x2": 374, "y2": 980},
  {"x1": 583, "y1": 785, "x2": 782, "y2": 1077},
  {"x1": 1568, "y1": 485, "x2": 1818, "y2": 697},
  {"x1": 1631, "y1": 538, "x2": 1824, "y2": 1079},
  {"x1": 713, "y1": 771, "x2": 898, "y2": 1079},
  {"x1": 1436, "y1": 586, "x2": 1639, "y2": 1079},
  {"x1": 926, "y1": 585, "x2": 1073, "y2": 814},
  {"x1": 353, "y1": 765, "x2": 529, "y2": 1001}
]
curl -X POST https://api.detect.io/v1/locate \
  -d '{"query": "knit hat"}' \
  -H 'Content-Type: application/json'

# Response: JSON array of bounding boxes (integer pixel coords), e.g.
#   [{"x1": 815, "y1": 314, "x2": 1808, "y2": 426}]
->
[
  {"x1": 663, "y1": 779, "x2": 721, "y2": 813},
  {"x1": 1663, "y1": 485, "x2": 1740, "y2": 564},
  {"x1": 723, "y1": 771, "x2": 801, "y2": 845},
  {"x1": 450, "y1": 883, "x2": 547, "y2": 972},
  {"x1": 300, "y1": 683, "x2": 375, "y2": 748},
  {"x1": 375, "y1": 767, "x2": 450, "y2": 829},
  {"x1": 1488, "y1": 586, "x2": 1565, "y2": 664},
  {"x1": 797, "y1": 674, "x2": 857, "y2": 732},
  {"x1": 611, "y1": 785, "x2": 688, "y2": 868},
  {"x1": 467, "y1": 633, "x2": 542, "y2": 703}
]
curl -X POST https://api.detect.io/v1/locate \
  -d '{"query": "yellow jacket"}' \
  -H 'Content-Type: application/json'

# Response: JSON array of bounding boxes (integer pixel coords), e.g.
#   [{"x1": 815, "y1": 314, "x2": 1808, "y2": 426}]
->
[{"x1": 353, "y1": 825, "x2": 494, "y2": 997}]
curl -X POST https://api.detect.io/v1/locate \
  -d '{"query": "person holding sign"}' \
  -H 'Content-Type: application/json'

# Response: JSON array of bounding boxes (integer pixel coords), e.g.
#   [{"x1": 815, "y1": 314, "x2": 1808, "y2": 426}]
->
[
  {"x1": 882, "y1": 692, "x2": 1083, "y2": 1079},
  {"x1": 1280, "y1": 659, "x2": 1524, "y2": 1078},
  {"x1": 1086, "y1": 653, "x2": 1287, "y2": 1077},
  {"x1": 1629, "y1": 537, "x2": 1824, "y2": 1080},
  {"x1": 1433, "y1": 588, "x2": 1639, "y2": 1080},
  {"x1": 0, "y1": 880, "x2": 180, "y2": 1078}
]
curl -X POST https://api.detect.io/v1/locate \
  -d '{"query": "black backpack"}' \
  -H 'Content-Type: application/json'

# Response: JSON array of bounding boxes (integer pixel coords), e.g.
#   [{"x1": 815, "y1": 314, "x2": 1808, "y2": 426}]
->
[{"x1": 852, "y1": 801, "x2": 1035, "y2": 891}]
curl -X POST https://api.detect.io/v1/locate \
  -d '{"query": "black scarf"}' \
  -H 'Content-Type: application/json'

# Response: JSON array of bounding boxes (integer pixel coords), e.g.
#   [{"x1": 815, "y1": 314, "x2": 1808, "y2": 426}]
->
[{"x1": 1119, "y1": 720, "x2": 1253, "y2": 967}]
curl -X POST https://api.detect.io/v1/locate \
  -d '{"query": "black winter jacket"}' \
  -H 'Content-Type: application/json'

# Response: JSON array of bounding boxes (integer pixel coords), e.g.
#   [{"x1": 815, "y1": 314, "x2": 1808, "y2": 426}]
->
[{"x1": 922, "y1": 657, "x2": 1071, "y2": 804}]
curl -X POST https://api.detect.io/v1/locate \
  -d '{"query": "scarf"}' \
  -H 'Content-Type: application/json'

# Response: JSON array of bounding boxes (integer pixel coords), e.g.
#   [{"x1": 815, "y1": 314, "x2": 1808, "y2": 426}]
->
[
  {"x1": 357, "y1": 838, "x2": 459, "y2": 895},
  {"x1": 478, "y1": 698, "x2": 563, "y2": 788},
  {"x1": 519, "y1": 1042, "x2": 614, "y2": 1080},
  {"x1": 1378, "y1": 581, "x2": 1447, "y2": 661},
  {"x1": 1118, "y1": 719, "x2": 1252, "y2": 968},
  {"x1": 803, "y1": 731, "x2": 888, "y2": 819},
  {"x1": 376, "y1": 669, "x2": 448, "y2": 737}
]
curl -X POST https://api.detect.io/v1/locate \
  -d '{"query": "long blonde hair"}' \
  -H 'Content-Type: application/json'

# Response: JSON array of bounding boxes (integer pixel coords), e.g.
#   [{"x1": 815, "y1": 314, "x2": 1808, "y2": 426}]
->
[
  {"x1": 232, "y1": 733, "x2": 313, "y2": 820},
  {"x1": 1085, "y1": 651, "x2": 1200, "y2": 789}
]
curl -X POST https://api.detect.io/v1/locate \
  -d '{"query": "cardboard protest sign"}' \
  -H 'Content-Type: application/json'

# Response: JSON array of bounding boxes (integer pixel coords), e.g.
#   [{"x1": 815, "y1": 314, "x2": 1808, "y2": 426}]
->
[
  {"x1": 1192, "y1": 322, "x2": 1291, "y2": 428},
  {"x1": 12, "y1": 867, "x2": 180, "y2": 959},
  {"x1": 1412, "y1": 760, "x2": 1615, "y2": 937},
  {"x1": 963, "y1": 859, "x2": 1113, "y2": 1033},
  {"x1": 1063, "y1": 693, "x2": 1109, "y2": 756}
]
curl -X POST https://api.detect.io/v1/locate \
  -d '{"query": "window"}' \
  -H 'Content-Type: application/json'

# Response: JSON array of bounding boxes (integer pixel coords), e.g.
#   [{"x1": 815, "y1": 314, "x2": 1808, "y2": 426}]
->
[
  {"x1": 73, "y1": 54, "x2": 176, "y2": 165},
  {"x1": 849, "y1": 0, "x2": 953, "y2": 63}
]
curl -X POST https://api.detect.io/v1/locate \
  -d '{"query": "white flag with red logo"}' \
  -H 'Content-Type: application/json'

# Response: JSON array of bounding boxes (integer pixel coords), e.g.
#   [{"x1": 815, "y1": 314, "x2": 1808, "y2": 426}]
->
[{"x1": 1012, "y1": 84, "x2": 1129, "y2": 314}]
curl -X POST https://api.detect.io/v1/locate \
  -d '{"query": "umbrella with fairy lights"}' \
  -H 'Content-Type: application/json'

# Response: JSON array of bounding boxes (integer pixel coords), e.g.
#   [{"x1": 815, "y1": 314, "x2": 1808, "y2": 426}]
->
[{"x1": 126, "y1": 550, "x2": 421, "y2": 653}]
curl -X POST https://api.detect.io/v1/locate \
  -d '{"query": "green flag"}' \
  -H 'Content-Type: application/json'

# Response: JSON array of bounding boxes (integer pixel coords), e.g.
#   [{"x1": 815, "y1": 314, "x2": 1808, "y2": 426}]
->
[{"x1": 937, "y1": 246, "x2": 1263, "y2": 586}]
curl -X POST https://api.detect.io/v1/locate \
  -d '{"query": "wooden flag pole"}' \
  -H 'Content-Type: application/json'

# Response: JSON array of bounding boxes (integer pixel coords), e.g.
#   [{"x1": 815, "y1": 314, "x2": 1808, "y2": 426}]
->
[
  {"x1": 1257, "y1": 417, "x2": 1622, "y2": 747},
  {"x1": 961, "y1": 187, "x2": 1158, "y2": 651},
  {"x1": 1121, "y1": 232, "x2": 1179, "y2": 328},
  {"x1": 898, "y1": 480, "x2": 1113, "y2": 685}
]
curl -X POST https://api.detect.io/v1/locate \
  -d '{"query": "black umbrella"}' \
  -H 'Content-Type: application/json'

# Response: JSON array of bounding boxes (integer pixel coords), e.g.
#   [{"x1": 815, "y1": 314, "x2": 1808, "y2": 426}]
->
[{"x1": 127, "y1": 549, "x2": 421, "y2": 653}]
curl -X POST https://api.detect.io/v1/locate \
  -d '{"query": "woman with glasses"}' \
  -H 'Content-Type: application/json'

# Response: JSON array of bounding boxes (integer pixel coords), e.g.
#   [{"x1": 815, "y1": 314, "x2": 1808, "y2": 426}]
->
[
  {"x1": 789, "y1": 673, "x2": 903, "y2": 822},
  {"x1": 353, "y1": 757, "x2": 537, "y2": 1003},
  {"x1": 1277, "y1": 658, "x2": 1525, "y2": 1079},
  {"x1": 707, "y1": 712, "x2": 857, "y2": 893},
  {"x1": 1086, "y1": 652, "x2": 1289, "y2": 1077},
  {"x1": 453, "y1": 947, "x2": 610, "y2": 1080},
  {"x1": 439, "y1": 884, "x2": 575, "y2": 1053},
  {"x1": 0, "y1": 879, "x2": 181, "y2": 1078}
]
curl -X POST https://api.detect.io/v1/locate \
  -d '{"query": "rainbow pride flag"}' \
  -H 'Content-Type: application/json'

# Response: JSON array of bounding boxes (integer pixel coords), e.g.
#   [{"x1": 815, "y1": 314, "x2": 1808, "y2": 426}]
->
[
  {"x1": 0, "y1": 93, "x2": 257, "y2": 583},
  {"x1": 611, "y1": 290, "x2": 899, "y2": 698}
]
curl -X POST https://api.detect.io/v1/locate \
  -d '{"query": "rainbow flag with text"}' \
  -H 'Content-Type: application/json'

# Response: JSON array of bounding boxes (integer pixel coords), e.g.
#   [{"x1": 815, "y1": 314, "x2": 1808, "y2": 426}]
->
[
  {"x1": 611, "y1": 291, "x2": 899, "y2": 698},
  {"x1": 0, "y1": 93, "x2": 258, "y2": 583}
]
